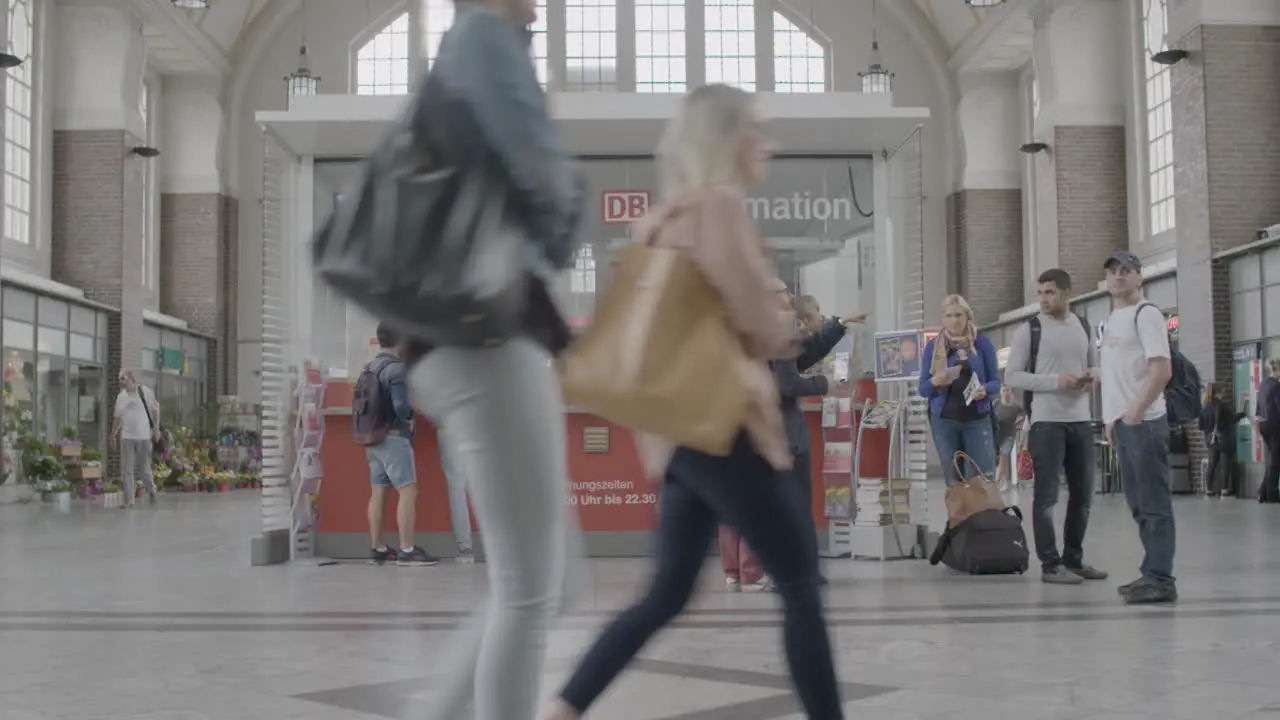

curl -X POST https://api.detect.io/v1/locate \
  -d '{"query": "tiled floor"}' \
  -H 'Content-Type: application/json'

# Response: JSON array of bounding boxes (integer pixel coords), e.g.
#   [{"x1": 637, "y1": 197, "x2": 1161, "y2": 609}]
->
[{"x1": 3, "y1": 490, "x2": 1280, "y2": 719}]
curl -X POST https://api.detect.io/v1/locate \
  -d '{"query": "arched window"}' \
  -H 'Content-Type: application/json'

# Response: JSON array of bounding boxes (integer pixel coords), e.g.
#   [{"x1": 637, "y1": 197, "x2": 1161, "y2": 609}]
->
[
  {"x1": 772, "y1": 12, "x2": 824, "y2": 92},
  {"x1": 566, "y1": 0, "x2": 617, "y2": 90},
  {"x1": 636, "y1": 0, "x2": 686, "y2": 92},
  {"x1": 356, "y1": 12, "x2": 411, "y2": 95},
  {"x1": 5, "y1": 0, "x2": 34, "y2": 245},
  {"x1": 704, "y1": 0, "x2": 754, "y2": 90},
  {"x1": 1142, "y1": 0, "x2": 1175, "y2": 236}
]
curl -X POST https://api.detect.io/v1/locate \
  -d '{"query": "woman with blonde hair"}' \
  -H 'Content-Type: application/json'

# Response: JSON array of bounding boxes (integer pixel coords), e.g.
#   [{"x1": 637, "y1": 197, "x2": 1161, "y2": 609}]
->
[
  {"x1": 538, "y1": 84, "x2": 844, "y2": 720},
  {"x1": 918, "y1": 294, "x2": 1001, "y2": 484}
]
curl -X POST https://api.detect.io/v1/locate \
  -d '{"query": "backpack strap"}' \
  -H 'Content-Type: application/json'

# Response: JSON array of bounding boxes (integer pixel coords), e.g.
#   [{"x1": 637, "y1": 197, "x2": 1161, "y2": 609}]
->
[
  {"x1": 1023, "y1": 316, "x2": 1042, "y2": 413},
  {"x1": 1133, "y1": 302, "x2": 1159, "y2": 333}
]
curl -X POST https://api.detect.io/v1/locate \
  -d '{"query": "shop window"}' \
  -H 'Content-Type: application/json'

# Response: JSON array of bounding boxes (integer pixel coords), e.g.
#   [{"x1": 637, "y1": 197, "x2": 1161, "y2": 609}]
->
[
  {"x1": 70, "y1": 305, "x2": 95, "y2": 335},
  {"x1": 3, "y1": 318, "x2": 33, "y2": 351},
  {"x1": 36, "y1": 327, "x2": 65, "y2": 356},
  {"x1": 1230, "y1": 254, "x2": 1261, "y2": 291},
  {"x1": 704, "y1": 0, "x2": 755, "y2": 91},
  {"x1": 2, "y1": 287, "x2": 34, "y2": 321},
  {"x1": 68, "y1": 363, "x2": 104, "y2": 445},
  {"x1": 1144, "y1": 277, "x2": 1176, "y2": 309},
  {"x1": 635, "y1": 0, "x2": 687, "y2": 93},
  {"x1": 69, "y1": 333, "x2": 94, "y2": 362},
  {"x1": 36, "y1": 355, "x2": 66, "y2": 439},
  {"x1": 1262, "y1": 247, "x2": 1280, "y2": 285},
  {"x1": 1231, "y1": 290, "x2": 1263, "y2": 341},
  {"x1": 4, "y1": 348, "x2": 35, "y2": 431},
  {"x1": 565, "y1": 0, "x2": 618, "y2": 90},
  {"x1": 97, "y1": 311, "x2": 109, "y2": 337},
  {"x1": 1264, "y1": 286, "x2": 1280, "y2": 337}
]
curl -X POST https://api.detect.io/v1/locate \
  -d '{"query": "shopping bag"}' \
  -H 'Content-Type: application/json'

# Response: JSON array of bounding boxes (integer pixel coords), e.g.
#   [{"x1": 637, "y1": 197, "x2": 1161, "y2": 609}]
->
[
  {"x1": 559, "y1": 241, "x2": 752, "y2": 456},
  {"x1": 1016, "y1": 449, "x2": 1034, "y2": 482},
  {"x1": 944, "y1": 450, "x2": 1006, "y2": 526}
]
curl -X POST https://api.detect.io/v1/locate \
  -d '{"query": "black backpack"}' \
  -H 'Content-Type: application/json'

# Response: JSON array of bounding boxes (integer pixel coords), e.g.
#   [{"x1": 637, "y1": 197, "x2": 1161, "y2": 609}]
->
[
  {"x1": 929, "y1": 507, "x2": 1029, "y2": 575},
  {"x1": 351, "y1": 357, "x2": 395, "y2": 446},
  {"x1": 1024, "y1": 313, "x2": 1091, "y2": 412},
  {"x1": 1134, "y1": 303, "x2": 1202, "y2": 426}
]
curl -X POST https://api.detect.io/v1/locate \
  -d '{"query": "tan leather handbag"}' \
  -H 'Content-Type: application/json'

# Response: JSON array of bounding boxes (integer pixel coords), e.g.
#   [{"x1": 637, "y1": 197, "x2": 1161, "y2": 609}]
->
[
  {"x1": 944, "y1": 450, "x2": 1006, "y2": 526},
  {"x1": 559, "y1": 239, "x2": 752, "y2": 457}
]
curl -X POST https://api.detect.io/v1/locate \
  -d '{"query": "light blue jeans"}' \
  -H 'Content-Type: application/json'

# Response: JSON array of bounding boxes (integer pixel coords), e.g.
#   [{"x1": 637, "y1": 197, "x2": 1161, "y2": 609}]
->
[
  {"x1": 438, "y1": 433, "x2": 473, "y2": 552},
  {"x1": 930, "y1": 416, "x2": 997, "y2": 486}
]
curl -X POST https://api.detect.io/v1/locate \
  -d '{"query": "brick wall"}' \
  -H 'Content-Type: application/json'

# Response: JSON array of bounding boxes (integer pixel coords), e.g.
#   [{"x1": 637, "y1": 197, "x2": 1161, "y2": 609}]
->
[
  {"x1": 222, "y1": 197, "x2": 240, "y2": 395},
  {"x1": 1173, "y1": 24, "x2": 1280, "y2": 385},
  {"x1": 1052, "y1": 126, "x2": 1129, "y2": 291},
  {"x1": 947, "y1": 189, "x2": 1024, "y2": 325},
  {"x1": 52, "y1": 130, "x2": 147, "y2": 481}
]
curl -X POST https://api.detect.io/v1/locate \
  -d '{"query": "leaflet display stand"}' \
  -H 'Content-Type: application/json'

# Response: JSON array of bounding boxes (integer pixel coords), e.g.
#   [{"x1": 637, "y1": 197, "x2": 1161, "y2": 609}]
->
[
  {"x1": 849, "y1": 330, "x2": 933, "y2": 561},
  {"x1": 289, "y1": 359, "x2": 326, "y2": 560},
  {"x1": 818, "y1": 342, "x2": 859, "y2": 558}
]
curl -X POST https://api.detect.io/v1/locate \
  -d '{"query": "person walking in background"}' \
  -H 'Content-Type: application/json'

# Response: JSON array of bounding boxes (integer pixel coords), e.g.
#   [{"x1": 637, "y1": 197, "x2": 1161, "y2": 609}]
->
[
  {"x1": 1099, "y1": 251, "x2": 1177, "y2": 604},
  {"x1": 358, "y1": 323, "x2": 437, "y2": 568},
  {"x1": 919, "y1": 294, "x2": 1000, "y2": 484},
  {"x1": 1198, "y1": 382, "x2": 1245, "y2": 498},
  {"x1": 1257, "y1": 359, "x2": 1280, "y2": 503},
  {"x1": 991, "y1": 386, "x2": 1023, "y2": 491},
  {"x1": 402, "y1": 0, "x2": 585, "y2": 717},
  {"x1": 109, "y1": 369, "x2": 160, "y2": 508},
  {"x1": 539, "y1": 84, "x2": 844, "y2": 720},
  {"x1": 439, "y1": 443, "x2": 475, "y2": 562},
  {"x1": 1004, "y1": 268, "x2": 1108, "y2": 585}
]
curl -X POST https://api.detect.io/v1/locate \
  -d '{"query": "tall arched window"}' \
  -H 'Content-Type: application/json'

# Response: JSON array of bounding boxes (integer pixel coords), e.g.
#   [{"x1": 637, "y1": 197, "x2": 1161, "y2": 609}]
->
[
  {"x1": 356, "y1": 12, "x2": 411, "y2": 95},
  {"x1": 5, "y1": 0, "x2": 34, "y2": 246},
  {"x1": 772, "y1": 12, "x2": 824, "y2": 92},
  {"x1": 704, "y1": 0, "x2": 754, "y2": 90},
  {"x1": 1142, "y1": 0, "x2": 1175, "y2": 236},
  {"x1": 636, "y1": 0, "x2": 686, "y2": 92},
  {"x1": 566, "y1": 0, "x2": 617, "y2": 90}
]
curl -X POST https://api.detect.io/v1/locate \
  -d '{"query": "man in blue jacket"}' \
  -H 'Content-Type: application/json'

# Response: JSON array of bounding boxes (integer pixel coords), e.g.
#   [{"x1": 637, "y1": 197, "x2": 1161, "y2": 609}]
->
[{"x1": 773, "y1": 293, "x2": 867, "y2": 568}]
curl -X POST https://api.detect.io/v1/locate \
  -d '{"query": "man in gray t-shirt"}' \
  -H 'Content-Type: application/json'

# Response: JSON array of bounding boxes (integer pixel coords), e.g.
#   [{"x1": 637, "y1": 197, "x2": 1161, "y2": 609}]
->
[{"x1": 1004, "y1": 269, "x2": 1107, "y2": 586}]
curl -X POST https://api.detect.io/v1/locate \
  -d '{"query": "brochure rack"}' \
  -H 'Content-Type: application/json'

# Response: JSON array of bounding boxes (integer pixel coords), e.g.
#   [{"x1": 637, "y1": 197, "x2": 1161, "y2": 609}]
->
[
  {"x1": 289, "y1": 360, "x2": 326, "y2": 559},
  {"x1": 817, "y1": 336, "x2": 861, "y2": 558}
]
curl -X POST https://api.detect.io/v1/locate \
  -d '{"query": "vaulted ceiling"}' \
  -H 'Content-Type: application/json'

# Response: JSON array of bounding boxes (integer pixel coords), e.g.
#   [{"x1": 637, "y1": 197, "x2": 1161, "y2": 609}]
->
[{"x1": 136, "y1": 0, "x2": 1032, "y2": 76}]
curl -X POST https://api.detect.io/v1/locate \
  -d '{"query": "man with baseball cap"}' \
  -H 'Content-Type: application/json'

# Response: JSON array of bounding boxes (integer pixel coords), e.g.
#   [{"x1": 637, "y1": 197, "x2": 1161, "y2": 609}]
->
[{"x1": 1099, "y1": 250, "x2": 1178, "y2": 604}]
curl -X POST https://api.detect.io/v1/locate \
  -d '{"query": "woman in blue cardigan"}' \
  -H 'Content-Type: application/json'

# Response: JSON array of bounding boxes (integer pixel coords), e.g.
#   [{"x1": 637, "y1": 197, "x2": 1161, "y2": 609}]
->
[{"x1": 918, "y1": 294, "x2": 1000, "y2": 485}]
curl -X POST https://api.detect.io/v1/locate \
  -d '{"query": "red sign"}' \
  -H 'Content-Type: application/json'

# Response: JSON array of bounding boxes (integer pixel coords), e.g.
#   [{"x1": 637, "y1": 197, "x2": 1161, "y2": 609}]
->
[{"x1": 601, "y1": 190, "x2": 651, "y2": 224}]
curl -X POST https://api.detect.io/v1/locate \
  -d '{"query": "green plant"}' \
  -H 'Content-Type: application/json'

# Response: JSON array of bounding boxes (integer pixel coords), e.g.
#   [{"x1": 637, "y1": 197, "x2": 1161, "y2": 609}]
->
[
  {"x1": 49, "y1": 480, "x2": 73, "y2": 494},
  {"x1": 102, "y1": 481, "x2": 123, "y2": 493},
  {"x1": 24, "y1": 455, "x2": 63, "y2": 485},
  {"x1": 81, "y1": 447, "x2": 103, "y2": 463},
  {"x1": 60, "y1": 425, "x2": 78, "y2": 441}
]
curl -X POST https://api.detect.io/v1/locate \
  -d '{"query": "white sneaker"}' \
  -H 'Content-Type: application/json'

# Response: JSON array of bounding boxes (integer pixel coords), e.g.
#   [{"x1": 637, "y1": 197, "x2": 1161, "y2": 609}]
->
[
  {"x1": 725, "y1": 576, "x2": 742, "y2": 592},
  {"x1": 456, "y1": 548, "x2": 475, "y2": 564},
  {"x1": 743, "y1": 578, "x2": 774, "y2": 592}
]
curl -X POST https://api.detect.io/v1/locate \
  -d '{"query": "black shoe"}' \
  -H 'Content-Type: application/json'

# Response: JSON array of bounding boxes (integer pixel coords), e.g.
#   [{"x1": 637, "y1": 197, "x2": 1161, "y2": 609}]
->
[
  {"x1": 396, "y1": 547, "x2": 440, "y2": 567},
  {"x1": 1122, "y1": 581, "x2": 1177, "y2": 605},
  {"x1": 1117, "y1": 578, "x2": 1144, "y2": 596},
  {"x1": 369, "y1": 547, "x2": 398, "y2": 566}
]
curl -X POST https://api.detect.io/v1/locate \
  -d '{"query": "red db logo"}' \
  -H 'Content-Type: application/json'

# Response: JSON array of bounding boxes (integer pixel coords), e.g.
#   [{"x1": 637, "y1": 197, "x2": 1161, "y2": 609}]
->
[{"x1": 601, "y1": 190, "x2": 651, "y2": 224}]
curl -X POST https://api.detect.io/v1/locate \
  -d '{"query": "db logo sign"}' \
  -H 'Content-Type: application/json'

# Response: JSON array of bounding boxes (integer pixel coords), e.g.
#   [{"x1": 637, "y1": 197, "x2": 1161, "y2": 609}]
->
[{"x1": 601, "y1": 190, "x2": 651, "y2": 224}]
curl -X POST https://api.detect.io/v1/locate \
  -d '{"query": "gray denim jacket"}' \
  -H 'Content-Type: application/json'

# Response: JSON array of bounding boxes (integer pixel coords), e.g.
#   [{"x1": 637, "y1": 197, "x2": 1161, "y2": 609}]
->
[{"x1": 424, "y1": 3, "x2": 582, "y2": 272}]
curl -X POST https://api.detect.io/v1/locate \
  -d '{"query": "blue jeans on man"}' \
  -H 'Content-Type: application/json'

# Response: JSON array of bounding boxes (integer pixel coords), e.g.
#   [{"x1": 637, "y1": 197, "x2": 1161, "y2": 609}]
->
[
  {"x1": 930, "y1": 417, "x2": 997, "y2": 485},
  {"x1": 1113, "y1": 416, "x2": 1176, "y2": 590}
]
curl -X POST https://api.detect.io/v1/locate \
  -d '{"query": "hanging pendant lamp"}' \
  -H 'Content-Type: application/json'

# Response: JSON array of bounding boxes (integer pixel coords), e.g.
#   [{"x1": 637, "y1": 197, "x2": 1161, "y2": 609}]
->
[{"x1": 858, "y1": 0, "x2": 893, "y2": 94}]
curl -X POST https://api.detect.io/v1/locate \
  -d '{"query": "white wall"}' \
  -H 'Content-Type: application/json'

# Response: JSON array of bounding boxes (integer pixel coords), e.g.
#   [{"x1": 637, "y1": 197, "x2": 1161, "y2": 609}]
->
[{"x1": 224, "y1": 0, "x2": 958, "y2": 398}]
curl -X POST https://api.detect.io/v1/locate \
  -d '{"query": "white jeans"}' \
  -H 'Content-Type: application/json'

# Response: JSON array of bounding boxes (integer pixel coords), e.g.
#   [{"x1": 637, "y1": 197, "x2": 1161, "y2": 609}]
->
[
  {"x1": 438, "y1": 432, "x2": 473, "y2": 552},
  {"x1": 120, "y1": 439, "x2": 156, "y2": 502},
  {"x1": 408, "y1": 338, "x2": 575, "y2": 720}
]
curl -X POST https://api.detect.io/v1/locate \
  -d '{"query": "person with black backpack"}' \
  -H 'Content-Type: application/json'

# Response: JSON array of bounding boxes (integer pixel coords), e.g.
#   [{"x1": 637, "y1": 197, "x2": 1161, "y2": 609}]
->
[
  {"x1": 353, "y1": 323, "x2": 438, "y2": 568},
  {"x1": 1099, "y1": 250, "x2": 1194, "y2": 605}
]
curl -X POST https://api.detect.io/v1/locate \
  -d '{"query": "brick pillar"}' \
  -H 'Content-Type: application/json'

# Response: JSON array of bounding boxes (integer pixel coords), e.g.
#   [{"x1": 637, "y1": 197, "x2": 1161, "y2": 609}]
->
[
  {"x1": 947, "y1": 190, "x2": 1024, "y2": 325},
  {"x1": 222, "y1": 197, "x2": 240, "y2": 395},
  {"x1": 1171, "y1": 23, "x2": 1280, "y2": 384},
  {"x1": 51, "y1": 130, "x2": 148, "y2": 481},
  {"x1": 1050, "y1": 126, "x2": 1129, "y2": 288}
]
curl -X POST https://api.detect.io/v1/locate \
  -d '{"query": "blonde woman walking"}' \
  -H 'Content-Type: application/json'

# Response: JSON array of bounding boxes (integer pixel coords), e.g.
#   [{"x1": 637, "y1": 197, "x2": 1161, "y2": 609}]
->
[{"x1": 538, "y1": 85, "x2": 844, "y2": 720}]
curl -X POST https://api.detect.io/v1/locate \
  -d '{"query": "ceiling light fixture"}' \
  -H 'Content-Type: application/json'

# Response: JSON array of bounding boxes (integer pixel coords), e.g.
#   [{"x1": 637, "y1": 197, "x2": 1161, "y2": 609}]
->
[
  {"x1": 131, "y1": 146, "x2": 161, "y2": 158},
  {"x1": 1151, "y1": 49, "x2": 1189, "y2": 65},
  {"x1": 859, "y1": 0, "x2": 893, "y2": 95},
  {"x1": 964, "y1": 0, "x2": 1006, "y2": 7},
  {"x1": 285, "y1": 3, "x2": 320, "y2": 107},
  {"x1": 1019, "y1": 141, "x2": 1050, "y2": 154},
  {"x1": 170, "y1": 0, "x2": 210, "y2": 9}
]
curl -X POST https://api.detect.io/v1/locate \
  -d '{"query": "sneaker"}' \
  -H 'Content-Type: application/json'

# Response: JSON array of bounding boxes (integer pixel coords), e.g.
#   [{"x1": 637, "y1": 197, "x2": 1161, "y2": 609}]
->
[
  {"x1": 1065, "y1": 565, "x2": 1108, "y2": 581},
  {"x1": 742, "y1": 578, "x2": 774, "y2": 592},
  {"x1": 1041, "y1": 566, "x2": 1084, "y2": 585},
  {"x1": 1122, "y1": 581, "x2": 1177, "y2": 605},
  {"x1": 1117, "y1": 578, "x2": 1144, "y2": 596},
  {"x1": 396, "y1": 547, "x2": 440, "y2": 567},
  {"x1": 146, "y1": 491, "x2": 157, "y2": 506},
  {"x1": 725, "y1": 576, "x2": 742, "y2": 593},
  {"x1": 369, "y1": 547, "x2": 398, "y2": 566},
  {"x1": 456, "y1": 548, "x2": 475, "y2": 564}
]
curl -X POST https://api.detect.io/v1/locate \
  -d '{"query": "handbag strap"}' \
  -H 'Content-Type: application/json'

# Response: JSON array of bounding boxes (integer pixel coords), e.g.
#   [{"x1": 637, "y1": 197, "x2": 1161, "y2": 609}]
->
[
  {"x1": 139, "y1": 386, "x2": 157, "y2": 431},
  {"x1": 952, "y1": 450, "x2": 987, "y2": 483}
]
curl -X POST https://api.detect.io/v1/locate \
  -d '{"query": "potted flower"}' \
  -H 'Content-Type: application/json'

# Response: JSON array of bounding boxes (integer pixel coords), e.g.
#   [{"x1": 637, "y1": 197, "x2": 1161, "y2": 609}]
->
[
  {"x1": 153, "y1": 463, "x2": 173, "y2": 490},
  {"x1": 100, "y1": 481, "x2": 124, "y2": 509},
  {"x1": 68, "y1": 447, "x2": 102, "y2": 483},
  {"x1": 49, "y1": 480, "x2": 74, "y2": 510},
  {"x1": 55, "y1": 425, "x2": 82, "y2": 459},
  {"x1": 26, "y1": 454, "x2": 64, "y2": 498}
]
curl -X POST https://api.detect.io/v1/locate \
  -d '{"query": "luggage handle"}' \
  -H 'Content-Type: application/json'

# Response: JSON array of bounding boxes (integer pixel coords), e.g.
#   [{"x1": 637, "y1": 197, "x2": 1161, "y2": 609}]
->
[{"x1": 951, "y1": 450, "x2": 989, "y2": 484}]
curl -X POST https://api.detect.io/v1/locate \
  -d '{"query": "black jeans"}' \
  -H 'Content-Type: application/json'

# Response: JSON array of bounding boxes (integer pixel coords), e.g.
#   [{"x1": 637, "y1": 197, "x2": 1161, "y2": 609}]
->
[
  {"x1": 1204, "y1": 443, "x2": 1238, "y2": 495},
  {"x1": 558, "y1": 434, "x2": 843, "y2": 719},
  {"x1": 1261, "y1": 428, "x2": 1280, "y2": 503},
  {"x1": 790, "y1": 451, "x2": 819, "y2": 555},
  {"x1": 1027, "y1": 421, "x2": 1095, "y2": 571}
]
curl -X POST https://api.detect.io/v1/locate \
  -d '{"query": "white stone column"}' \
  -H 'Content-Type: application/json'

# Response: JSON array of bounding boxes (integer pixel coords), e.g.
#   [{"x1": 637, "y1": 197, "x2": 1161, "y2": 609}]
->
[
  {"x1": 1029, "y1": 0, "x2": 1127, "y2": 295},
  {"x1": 160, "y1": 77, "x2": 222, "y2": 196},
  {"x1": 51, "y1": 3, "x2": 145, "y2": 135}
]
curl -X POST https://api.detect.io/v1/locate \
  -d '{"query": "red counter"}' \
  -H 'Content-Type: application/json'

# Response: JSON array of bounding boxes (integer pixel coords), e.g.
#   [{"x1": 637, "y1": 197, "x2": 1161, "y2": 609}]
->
[{"x1": 314, "y1": 380, "x2": 885, "y2": 559}]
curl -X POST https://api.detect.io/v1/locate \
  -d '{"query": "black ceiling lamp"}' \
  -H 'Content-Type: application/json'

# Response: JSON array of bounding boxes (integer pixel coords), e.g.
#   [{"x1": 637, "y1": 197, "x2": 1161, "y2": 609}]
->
[
  {"x1": 1151, "y1": 48, "x2": 1189, "y2": 65},
  {"x1": 0, "y1": 53, "x2": 22, "y2": 68},
  {"x1": 1019, "y1": 141, "x2": 1049, "y2": 154},
  {"x1": 131, "y1": 146, "x2": 161, "y2": 158},
  {"x1": 171, "y1": 0, "x2": 210, "y2": 8}
]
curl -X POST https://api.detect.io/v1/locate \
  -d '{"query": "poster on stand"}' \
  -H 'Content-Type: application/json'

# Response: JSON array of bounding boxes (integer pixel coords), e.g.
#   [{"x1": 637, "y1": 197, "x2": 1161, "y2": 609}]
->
[{"x1": 874, "y1": 331, "x2": 922, "y2": 381}]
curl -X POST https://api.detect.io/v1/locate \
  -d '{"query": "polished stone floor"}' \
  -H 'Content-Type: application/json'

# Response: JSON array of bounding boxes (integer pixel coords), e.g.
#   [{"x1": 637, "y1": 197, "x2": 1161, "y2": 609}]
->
[{"x1": 3, "y1": 490, "x2": 1280, "y2": 720}]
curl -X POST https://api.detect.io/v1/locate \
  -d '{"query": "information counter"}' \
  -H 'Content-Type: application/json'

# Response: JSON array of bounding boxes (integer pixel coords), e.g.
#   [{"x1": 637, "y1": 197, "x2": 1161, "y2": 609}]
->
[{"x1": 315, "y1": 380, "x2": 885, "y2": 559}]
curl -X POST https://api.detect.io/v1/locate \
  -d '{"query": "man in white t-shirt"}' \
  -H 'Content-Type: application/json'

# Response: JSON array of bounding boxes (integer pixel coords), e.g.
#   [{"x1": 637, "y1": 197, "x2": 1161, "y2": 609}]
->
[
  {"x1": 110, "y1": 369, "x2": 160, "y2": 508},
  {"x1": 1099, "y1": 251, "x2": 1176, "y2": 604}
]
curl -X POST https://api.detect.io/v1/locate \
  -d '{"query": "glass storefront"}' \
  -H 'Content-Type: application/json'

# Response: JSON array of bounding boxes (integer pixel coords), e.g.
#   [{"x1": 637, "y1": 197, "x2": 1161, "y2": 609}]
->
[
  {"x1": 2, "y1": 285, "x2": 111, "y2": 449},
  {"x1": 141, "y1": 324, "x2": 212, "y2": 434},
  {"x1": 1227, "y1": 243, "x2": 1280, "y2": 493}
]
